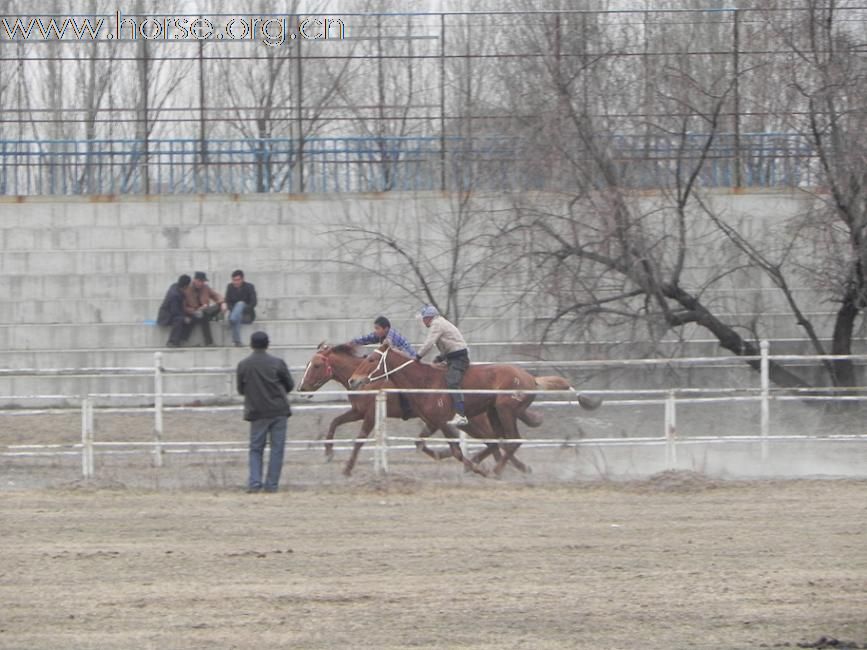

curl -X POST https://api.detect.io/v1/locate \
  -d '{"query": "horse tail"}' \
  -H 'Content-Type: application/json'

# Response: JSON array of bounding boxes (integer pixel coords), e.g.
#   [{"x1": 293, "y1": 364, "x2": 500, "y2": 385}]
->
[
  {"x1": 534, "y1": 375, "x2": 571, "y2": 391},
  {"x1": 534, "y1": 375, "x2": 602, "y2": 411},
  {"x1": 518, "y1": 408, "x2": 544, "y2": 428}
]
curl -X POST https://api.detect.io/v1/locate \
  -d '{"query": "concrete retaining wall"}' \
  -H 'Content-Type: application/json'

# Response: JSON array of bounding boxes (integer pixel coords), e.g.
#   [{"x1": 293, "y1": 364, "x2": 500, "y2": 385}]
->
[{"x1": 0, "y1": 189, "x2": 845, "y2": 406}]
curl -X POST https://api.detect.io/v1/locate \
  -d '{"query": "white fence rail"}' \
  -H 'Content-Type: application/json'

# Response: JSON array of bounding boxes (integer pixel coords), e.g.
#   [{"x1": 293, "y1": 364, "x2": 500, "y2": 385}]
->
[{"x1": 4, "y1": 341, "x2": 867, "y2": 479}]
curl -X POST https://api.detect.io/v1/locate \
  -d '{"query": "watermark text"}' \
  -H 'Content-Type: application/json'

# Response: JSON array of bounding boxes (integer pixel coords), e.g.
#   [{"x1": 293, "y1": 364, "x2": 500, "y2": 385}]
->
[{"x1": 0, "y1": 11, "x2": 346, "y2": 46}]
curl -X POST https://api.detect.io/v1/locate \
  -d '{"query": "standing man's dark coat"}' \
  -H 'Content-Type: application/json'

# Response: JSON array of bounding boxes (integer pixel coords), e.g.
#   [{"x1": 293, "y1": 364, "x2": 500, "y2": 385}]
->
[{"x1": 237, "y1": 345, "x2": 294, "y2": 421}]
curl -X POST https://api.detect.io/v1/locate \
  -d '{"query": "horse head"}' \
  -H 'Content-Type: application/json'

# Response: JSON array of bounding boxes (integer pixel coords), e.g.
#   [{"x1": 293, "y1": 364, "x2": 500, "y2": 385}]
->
[{"x1": 298, "y1": 348, "x2": 335, "y2": 392}]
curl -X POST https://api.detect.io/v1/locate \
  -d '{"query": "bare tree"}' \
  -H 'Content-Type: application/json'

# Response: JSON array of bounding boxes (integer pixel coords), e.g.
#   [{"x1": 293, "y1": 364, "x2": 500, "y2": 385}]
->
[
  {"x1": 206, "y1": 0, "x2": 360, "y2": 192},
  {"x1": 492, "y1": 3, "x2": 821, "y2": 387},
  {"x1": 323, "y1": 9, "x2": 518, "y2": 322},
  {"x1": 736, "y1": 2, "x2": 867, "y2": 387},
  {"x1": 110, "y1": 0, "x2": 193, "y2": 192}
]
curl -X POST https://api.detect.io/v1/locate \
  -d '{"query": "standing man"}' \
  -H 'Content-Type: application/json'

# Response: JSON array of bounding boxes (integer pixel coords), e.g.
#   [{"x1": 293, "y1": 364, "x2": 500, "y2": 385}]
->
[
  {"x1": 416, "y1": 305, "x2": 470, "y2": 427},
  {"x1": 236, "y1": 331, "x2": 294, "y2": 493},
  {"x1": 157, "y1": 274, "x2": 192, "y2": 347},
  {"x1": 224, "y1": 269, "x2": 258, "y2": 347},
  {"x1": 185, "y1": 271, "x2": 225, "y2": 347}
]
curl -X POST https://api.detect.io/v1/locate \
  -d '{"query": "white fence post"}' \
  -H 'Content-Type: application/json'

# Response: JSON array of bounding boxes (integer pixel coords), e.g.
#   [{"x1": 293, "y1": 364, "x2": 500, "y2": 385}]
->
[
  {"x1": 760, "y1": 339, "x2": 770, "y2": 461},
  {"x1": 664, "y1": 391, "x2": 677, "y2": 469},
  {"x1": 80, "y1": 398, "x2": 88, "y2": 478},
  {"x1": 373, "y1": 390, "x2": 388, "y2": 475},
  {"x1": 80, "y1": 397, "x2": 94, "y2": 479},
  {"x1": 153, "y1": 352, "x2": 164, "y2": 467}
]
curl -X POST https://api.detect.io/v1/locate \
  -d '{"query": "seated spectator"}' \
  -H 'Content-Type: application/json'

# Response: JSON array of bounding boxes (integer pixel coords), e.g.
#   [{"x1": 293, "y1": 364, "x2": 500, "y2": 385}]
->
[
  {"x1": 157, "y1": 274, "x2": 192, "y2": 347},
  {"x1": 224, "y1": 269, "x2": 258, "y2": 347},
  {"x1": 184, "y1": 271, "x2": 225, "y2": 347}
]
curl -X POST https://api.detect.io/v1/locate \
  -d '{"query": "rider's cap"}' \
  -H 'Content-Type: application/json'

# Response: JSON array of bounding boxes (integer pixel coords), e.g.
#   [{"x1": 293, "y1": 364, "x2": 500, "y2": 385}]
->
[{"x1": 420, "y1": 305, "x2": 439, "y2": 319}]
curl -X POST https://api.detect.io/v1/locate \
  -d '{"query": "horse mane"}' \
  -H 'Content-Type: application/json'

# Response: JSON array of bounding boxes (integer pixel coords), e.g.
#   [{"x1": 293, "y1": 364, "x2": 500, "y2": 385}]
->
[{"x1": 330, "y1": 342, "x2": 363, "y2": 357}]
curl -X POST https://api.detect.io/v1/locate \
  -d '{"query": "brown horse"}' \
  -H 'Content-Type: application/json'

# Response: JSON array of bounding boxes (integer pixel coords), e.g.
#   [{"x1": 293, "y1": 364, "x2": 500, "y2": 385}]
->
[
  {"x1": 297, "y1": 343, "x2": 535, "y2": 476},
  {"x1": 348, "y1": 342, "x2": 601, "y2": 476}
]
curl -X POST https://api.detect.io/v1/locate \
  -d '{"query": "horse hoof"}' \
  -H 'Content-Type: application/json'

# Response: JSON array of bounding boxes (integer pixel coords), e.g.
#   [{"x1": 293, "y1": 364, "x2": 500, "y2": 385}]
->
[
  {"x1": 578, "y1": 394, "x2": 602, "y2": 410},
  {"x1": 324, "y1": 450, "x2": 334, "y2": 462}
]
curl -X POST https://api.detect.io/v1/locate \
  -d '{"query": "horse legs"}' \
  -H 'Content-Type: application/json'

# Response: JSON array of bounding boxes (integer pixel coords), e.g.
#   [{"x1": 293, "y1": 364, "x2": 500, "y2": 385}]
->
[
  {"x1": 487, "y1": 406, "x2": 525, "y2": 477},
  {"x1": 505, "y1": 451, "x2": 531, "y2": 474},
  {"x1": 414, "y1": 423, "x2": 454, "y2": 460},
  {"x1": 342, "y1": 412, "x2": 374, "y2": 477},
  {"x1": 460, "y1": 418, "x2": 505, "y2": 471},
  {"x1": 439, "y1": 424, "x2": 488, "y2": 477},
  {"x1": 324, "y1": 408, "x2": 364, "y2": 461},
  {"x1": 469, "y1": 443, "x2": 500, "y2": 466}
]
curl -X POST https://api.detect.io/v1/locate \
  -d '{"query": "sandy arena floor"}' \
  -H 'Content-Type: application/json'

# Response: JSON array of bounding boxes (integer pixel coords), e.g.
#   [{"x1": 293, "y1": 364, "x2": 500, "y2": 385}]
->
[{"x1": 1, "y1": 476, "x2": 866, "y2": 650}]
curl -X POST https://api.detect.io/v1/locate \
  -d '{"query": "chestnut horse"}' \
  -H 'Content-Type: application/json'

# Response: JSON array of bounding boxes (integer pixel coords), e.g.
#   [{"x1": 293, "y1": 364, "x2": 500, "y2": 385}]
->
[
  {"x1": 348, "y1": 342, "x2": 602, "y2": 476},
  {"x1": 297, "y1": 343, "x2": 536, "y2": 476}
]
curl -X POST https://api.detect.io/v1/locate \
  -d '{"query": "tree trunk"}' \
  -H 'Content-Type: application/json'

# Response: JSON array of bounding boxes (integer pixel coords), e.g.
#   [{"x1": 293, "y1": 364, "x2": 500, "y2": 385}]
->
[
  {"x1": 830, "y1": 297, "x2": 858, "y2": 389},
  {"x1": 665, "y1": 284, "x2": 812, "y2": 389}
]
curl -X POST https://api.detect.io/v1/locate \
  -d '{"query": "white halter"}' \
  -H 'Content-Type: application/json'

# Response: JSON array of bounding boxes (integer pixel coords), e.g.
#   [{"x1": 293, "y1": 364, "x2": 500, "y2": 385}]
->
[{"x1": 366, "y1": 346, "x2": 415, "y2": 383}]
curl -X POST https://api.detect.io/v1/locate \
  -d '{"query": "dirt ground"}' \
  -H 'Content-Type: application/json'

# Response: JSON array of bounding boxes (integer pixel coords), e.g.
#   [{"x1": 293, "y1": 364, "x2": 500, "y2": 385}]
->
[{"x1": 1, "y1": 476, "x2": 866, "y2": 650}]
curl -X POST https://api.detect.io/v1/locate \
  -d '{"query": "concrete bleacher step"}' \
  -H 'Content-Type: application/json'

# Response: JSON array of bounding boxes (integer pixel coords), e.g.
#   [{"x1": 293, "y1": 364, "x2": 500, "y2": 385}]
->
[
  {"x1": 0, "y1": 312, "x2": 841, "y2": 352},
  {"x1": 0, "y1": 316, "x2": 536, "y2": 351},
  {"x1": 0, "y1": 299, "x2": 839, "y2": 330},
  {"x1": 0, "y1": 248, "x2": 326, "y2": 275},
  {"x1": 0, "y1": 224, "x2": 340, "y2": 252},
  {"x1": 0, "y1": 192, "x2": 423, "y2": 229},
  {"x1": 5, "y1": 270, "x2": 381, "y2": 299},
  {"x1": 0, "y1": 296, "x2": 397, "y2": 325}
]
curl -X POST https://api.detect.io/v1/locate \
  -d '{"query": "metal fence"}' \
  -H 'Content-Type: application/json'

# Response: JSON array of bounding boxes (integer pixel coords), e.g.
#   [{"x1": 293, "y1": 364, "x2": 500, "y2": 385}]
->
[{"x1": 0, "y1": 132, "x2": 821, "y2": 195}]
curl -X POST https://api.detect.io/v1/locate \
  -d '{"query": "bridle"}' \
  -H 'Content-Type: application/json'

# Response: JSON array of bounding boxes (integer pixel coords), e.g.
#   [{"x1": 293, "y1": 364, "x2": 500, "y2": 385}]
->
[
  {"x1": 365, "y1": 347, "x2": 415, "y2": 383},
  {"x1": 300, "y1": 353, "x2": 333, "y2": 389}
]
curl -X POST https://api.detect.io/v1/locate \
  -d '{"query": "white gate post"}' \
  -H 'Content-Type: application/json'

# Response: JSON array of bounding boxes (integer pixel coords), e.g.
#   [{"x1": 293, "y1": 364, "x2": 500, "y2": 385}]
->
[
  {"x1": 81, "y1": 397, "x2": 94, "y2": 479},
  {"x1": 760, "y1": 339, "x2": 770, "y2": 461},
  {"x1": 153, "y1": 351, "x2": 164, "y2": 467},
  {"x1": 664, "y1": 391, "x2": 677, "y2": 469},
  {"x1": 80, "y1": 398, "x2": 88, "y2": 478},
  {"x1": 373, "y1": 390, "x2": 388, "y2": 475}
]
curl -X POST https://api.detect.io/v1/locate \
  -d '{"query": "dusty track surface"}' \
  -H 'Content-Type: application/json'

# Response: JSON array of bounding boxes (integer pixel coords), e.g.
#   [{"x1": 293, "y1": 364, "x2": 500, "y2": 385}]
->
[{"x1": 2, "y1": 477, "x2": 866, "y2": 649}]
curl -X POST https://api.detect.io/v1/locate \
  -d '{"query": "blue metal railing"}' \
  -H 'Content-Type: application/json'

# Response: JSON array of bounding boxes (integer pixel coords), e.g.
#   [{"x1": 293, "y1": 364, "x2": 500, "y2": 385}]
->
[{"x1": 0, "y1": 133, "x2": 819, "y2": 196}]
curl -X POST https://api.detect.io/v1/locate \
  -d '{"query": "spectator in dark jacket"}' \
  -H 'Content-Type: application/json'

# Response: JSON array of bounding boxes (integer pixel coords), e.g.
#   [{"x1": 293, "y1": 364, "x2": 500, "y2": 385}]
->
[
  {"x1": 224, "y1": 269, "x2": 258, "y2": 347},
  {"x1": 236, "y1": 331, "x2": 293, "y2": 493},
  {"x1": 157, "y1": 274, "x2": 192, "y2": 347}
]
